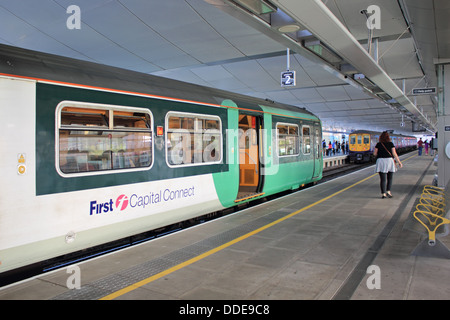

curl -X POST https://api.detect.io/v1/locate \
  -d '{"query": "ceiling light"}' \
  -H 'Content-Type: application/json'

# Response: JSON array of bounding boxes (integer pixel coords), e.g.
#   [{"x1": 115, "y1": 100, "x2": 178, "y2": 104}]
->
[
  {"x1": 304, "y1": 39, "x2": 342, "y2": 64},
  {"x1": 232, "y1": 0, "x2": 277, "y2": 15},
  {"x1": 278, "y1": 24, "x2": 300, "y2": 33}
]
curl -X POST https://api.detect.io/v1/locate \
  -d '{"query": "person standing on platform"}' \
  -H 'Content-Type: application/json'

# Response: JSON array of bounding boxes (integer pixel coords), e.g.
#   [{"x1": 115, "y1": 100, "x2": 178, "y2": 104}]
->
[
  {"x1": 417, "y1": 138, "x2": 423, "y2": 156},
  {"x1": 424, "y1": 140, "x2": 429, "y2": 155},
  {"x1": 374, "y1": 131, "x2": 403, "y2": 199},
  {"x1": 430, "y1": 138, "x2": 435, "y2": 156}
]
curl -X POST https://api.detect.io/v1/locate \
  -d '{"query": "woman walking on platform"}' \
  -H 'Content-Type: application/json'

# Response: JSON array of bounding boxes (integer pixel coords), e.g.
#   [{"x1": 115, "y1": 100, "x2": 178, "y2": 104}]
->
[{"x1": 373, "y1": 131, "x2": 403, "y2": 199}]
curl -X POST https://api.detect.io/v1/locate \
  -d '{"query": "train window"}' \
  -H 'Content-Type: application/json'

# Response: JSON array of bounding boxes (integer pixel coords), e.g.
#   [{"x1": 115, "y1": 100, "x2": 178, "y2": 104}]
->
[
  {"x1": 315, "y1": 128, "x2": 321, "y2": 159},
  {"x1": 114, "y1": 112, "x2": 151, "y2": 130},
  {"x1": 60, "y1": 107, "x2": 109, "y2": 128},
  {"x1": 357, "y1": 135, "x2": 362, "y2": 144},
  {"x1": 57, "y1": 102, "x2": 153, "y2": 176},
  {"x1": 350, "y1": 135, "x2": 356, "y2": 144},
  {"x1": 302, "y1": 126, "x2": 311, "y2": 154},
  {"x1": 166, "y1": 112, "x2": 222, "y2": 166},
  {"x1": 363, "y1": 135, "x2": 370, "y2": 144},
  {"x1": 276, "y1": 123, "x2": 299, "y2": 156}
]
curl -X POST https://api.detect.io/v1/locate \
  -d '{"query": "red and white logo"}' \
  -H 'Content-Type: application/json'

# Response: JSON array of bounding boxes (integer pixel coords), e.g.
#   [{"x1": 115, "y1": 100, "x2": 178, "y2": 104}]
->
[{"x1": 115, "y1": 194, "x2": 129, "y2": 211}]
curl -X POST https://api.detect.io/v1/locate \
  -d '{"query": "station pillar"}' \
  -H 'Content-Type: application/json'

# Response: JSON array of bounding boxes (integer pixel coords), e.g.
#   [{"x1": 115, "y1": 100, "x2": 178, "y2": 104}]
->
[{"x1": 437, "y1": 63, "x2": 450, "y2": 188}]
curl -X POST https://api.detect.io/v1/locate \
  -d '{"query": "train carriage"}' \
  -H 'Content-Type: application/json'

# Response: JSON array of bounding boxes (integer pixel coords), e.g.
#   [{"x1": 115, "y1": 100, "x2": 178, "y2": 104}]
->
[
  {"x1": 348, "y1": 130, "x2": 416, "y2": 163},
  {"x1": 0, "y1": 45, "x2": 322, "y2": 281}
]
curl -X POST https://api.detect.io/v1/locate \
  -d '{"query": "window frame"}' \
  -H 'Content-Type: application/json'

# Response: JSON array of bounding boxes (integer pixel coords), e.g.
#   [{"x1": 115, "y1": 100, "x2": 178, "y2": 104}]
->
[
  {"x1": 302, "y1": 125, "x2": 311, "y2": 155},
  {"x1": 363, "y1": 134, "x2": 370, "y2": 144},
  {"x1": 276, "y1": 122, "x2": 300, "y2": 157},
  {"x1": 165, "y1": 111, "x2": 223, "y2": 168},
  {"x1": 55, "y1": 101, "x2": 154, "y2": 178}
]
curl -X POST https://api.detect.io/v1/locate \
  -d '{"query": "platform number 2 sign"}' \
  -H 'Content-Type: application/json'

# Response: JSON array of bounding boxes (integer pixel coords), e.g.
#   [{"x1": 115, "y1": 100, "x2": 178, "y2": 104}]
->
[{"x1": 281, "y1": 71, "x2": 296, "y2": 87}]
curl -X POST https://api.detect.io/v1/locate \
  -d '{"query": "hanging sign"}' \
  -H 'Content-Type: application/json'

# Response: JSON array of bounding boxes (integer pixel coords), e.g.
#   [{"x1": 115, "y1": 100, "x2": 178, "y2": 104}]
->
[
  {"x1": 412, "y1": 87, "x2": 436, "y2": 95},
  {"x1": 281, "y1": 71, "x2": 296, "y2": 87}
]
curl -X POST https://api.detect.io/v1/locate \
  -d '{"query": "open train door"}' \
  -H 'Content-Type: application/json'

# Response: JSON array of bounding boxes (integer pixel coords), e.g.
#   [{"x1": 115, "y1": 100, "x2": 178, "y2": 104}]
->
[{"x1": 236, "y1": 114, "x2": 264, "y2": 202}]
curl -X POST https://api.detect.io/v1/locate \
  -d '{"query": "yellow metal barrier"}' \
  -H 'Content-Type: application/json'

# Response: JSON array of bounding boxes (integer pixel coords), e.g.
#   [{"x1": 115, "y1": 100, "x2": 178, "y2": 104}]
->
[
  {"x1": 414, "y1": 209, "x2": 450, "y2": 246},
  {"x1": 413, "y1": 185, "x2": 449, "y2": 246},
  {"x1": 419, "y1": 194, "x2": 446, "y2": 209},
  {"x1": 423, "y1": 185, "x2": 446, "y2": 194},
  {"x1": 416, "y1": 203, "x2": 444, "y2": 225}
]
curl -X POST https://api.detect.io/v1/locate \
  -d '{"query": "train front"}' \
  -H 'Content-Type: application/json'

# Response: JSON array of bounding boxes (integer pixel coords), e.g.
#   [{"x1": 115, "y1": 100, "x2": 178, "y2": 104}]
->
[{"x1": 348, "y1": 132, "x2": 373, "y2": 163}]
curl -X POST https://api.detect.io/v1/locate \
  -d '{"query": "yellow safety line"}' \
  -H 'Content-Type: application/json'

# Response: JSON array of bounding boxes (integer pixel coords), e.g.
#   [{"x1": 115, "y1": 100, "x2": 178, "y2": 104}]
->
[{"x1": 100, "y1": 154, "x2": 417, "y2": 300}]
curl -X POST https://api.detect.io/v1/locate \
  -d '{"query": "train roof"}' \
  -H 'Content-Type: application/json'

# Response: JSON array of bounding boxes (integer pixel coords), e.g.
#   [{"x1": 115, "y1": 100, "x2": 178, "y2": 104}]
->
[
  {"x1": 0, "y1": 44, "x2": 318, "y2": 120},
  {"x1": 350, "y1": 130, "x2": 416, "y2": 138}
]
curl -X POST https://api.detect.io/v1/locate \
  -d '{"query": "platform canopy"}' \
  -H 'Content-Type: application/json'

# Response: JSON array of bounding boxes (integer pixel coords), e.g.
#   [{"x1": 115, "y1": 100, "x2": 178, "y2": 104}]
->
[{"x1": 1, "y1": 0, "x2": 448, "y2": 134}]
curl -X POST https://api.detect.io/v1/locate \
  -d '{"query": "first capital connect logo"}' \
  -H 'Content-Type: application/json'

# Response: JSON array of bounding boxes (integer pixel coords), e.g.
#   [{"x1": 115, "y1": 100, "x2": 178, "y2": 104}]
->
[
  {"x1": 116, "y1": 194, "x2": 129, "y2": 211},
  {"x1": 90, "y1": 186, "x2": 195, "y2": 216},
  {"x1": 90, "y1": 194, "x2": 128, "y2": 215}
]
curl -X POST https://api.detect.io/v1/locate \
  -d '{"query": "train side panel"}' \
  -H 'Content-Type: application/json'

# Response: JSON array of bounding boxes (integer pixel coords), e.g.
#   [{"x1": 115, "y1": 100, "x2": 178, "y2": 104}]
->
[
  {"x1": 211, "y1": 100, "x2": 240, "y2": 208},
  {"x1": 260, "y1": 105, "x2": 322, "y2": 196},
  {"x1": 0, "y1": 78, "x2": 324, "y2": 275},
  {"x1": 0, "y1": 78, "x2": 225, "y2": 273},
  {"x1": 212, "y1": 102, "x2": 322, "y2": 206},
  {"x1": 0, "y1": 77, "x2": 38, "y2": 258}
]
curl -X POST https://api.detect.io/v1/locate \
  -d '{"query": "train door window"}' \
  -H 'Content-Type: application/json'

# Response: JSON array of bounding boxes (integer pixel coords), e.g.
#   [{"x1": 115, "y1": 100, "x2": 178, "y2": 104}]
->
[
  {"x1": 315, "y1": 127, "x2": 321, "y2": 159},
  {"x1": 166, "y1": 112, "x2": 222, "y2": 167},
  {"x1": 357, "y1": 135, "x2": 362, "y2": 144},
  {"x1": 276, "y1": 123, "x2": 299, "y2": 156},
  {"x1": 363, "y1": 135, "x2": 370, "y2": 144},
  {"x1": 57, "y1": 102, "x2": 153, "y2": 176},
  {"x1": 302, "y1": 125, "x2": 311, "y2": 154}
]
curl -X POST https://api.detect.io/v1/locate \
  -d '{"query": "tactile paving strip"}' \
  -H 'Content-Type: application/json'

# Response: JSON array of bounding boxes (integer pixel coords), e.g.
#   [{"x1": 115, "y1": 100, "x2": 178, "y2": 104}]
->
[{"x1": 52, "y1": 208, "x2": 294, "y2": 300}]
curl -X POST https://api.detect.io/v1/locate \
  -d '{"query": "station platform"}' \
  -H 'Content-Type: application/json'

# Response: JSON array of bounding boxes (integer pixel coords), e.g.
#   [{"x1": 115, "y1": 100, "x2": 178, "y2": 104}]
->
[
  {"x1": 323, "y1": 154, "x2": 348, "y2": 169},
  {"x1": 1, "y1": 152, "x2": 448, "y2": 302}
]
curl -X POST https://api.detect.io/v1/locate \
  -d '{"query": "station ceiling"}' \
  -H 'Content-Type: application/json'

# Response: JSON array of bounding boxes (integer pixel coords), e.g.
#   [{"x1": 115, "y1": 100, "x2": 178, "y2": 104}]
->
[{"x1": 1, "y1": 0, "x2": 448, "y2": 135}]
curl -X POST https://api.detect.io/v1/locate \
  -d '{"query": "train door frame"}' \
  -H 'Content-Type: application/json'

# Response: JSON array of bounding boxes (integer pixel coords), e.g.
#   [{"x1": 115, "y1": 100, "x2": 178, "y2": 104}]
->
[
  {"x1": 236, "y1": 113, "x2": 264, "y2": 201},
  {"x1": 312, "y1": 123, "x2": 322, "y2": 178}
]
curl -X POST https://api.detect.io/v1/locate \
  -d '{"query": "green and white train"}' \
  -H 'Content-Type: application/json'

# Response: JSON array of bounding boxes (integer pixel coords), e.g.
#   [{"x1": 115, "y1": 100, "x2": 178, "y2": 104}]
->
[{"x1": 0, "y1": 44, "x2": 322, "y2": 281}]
